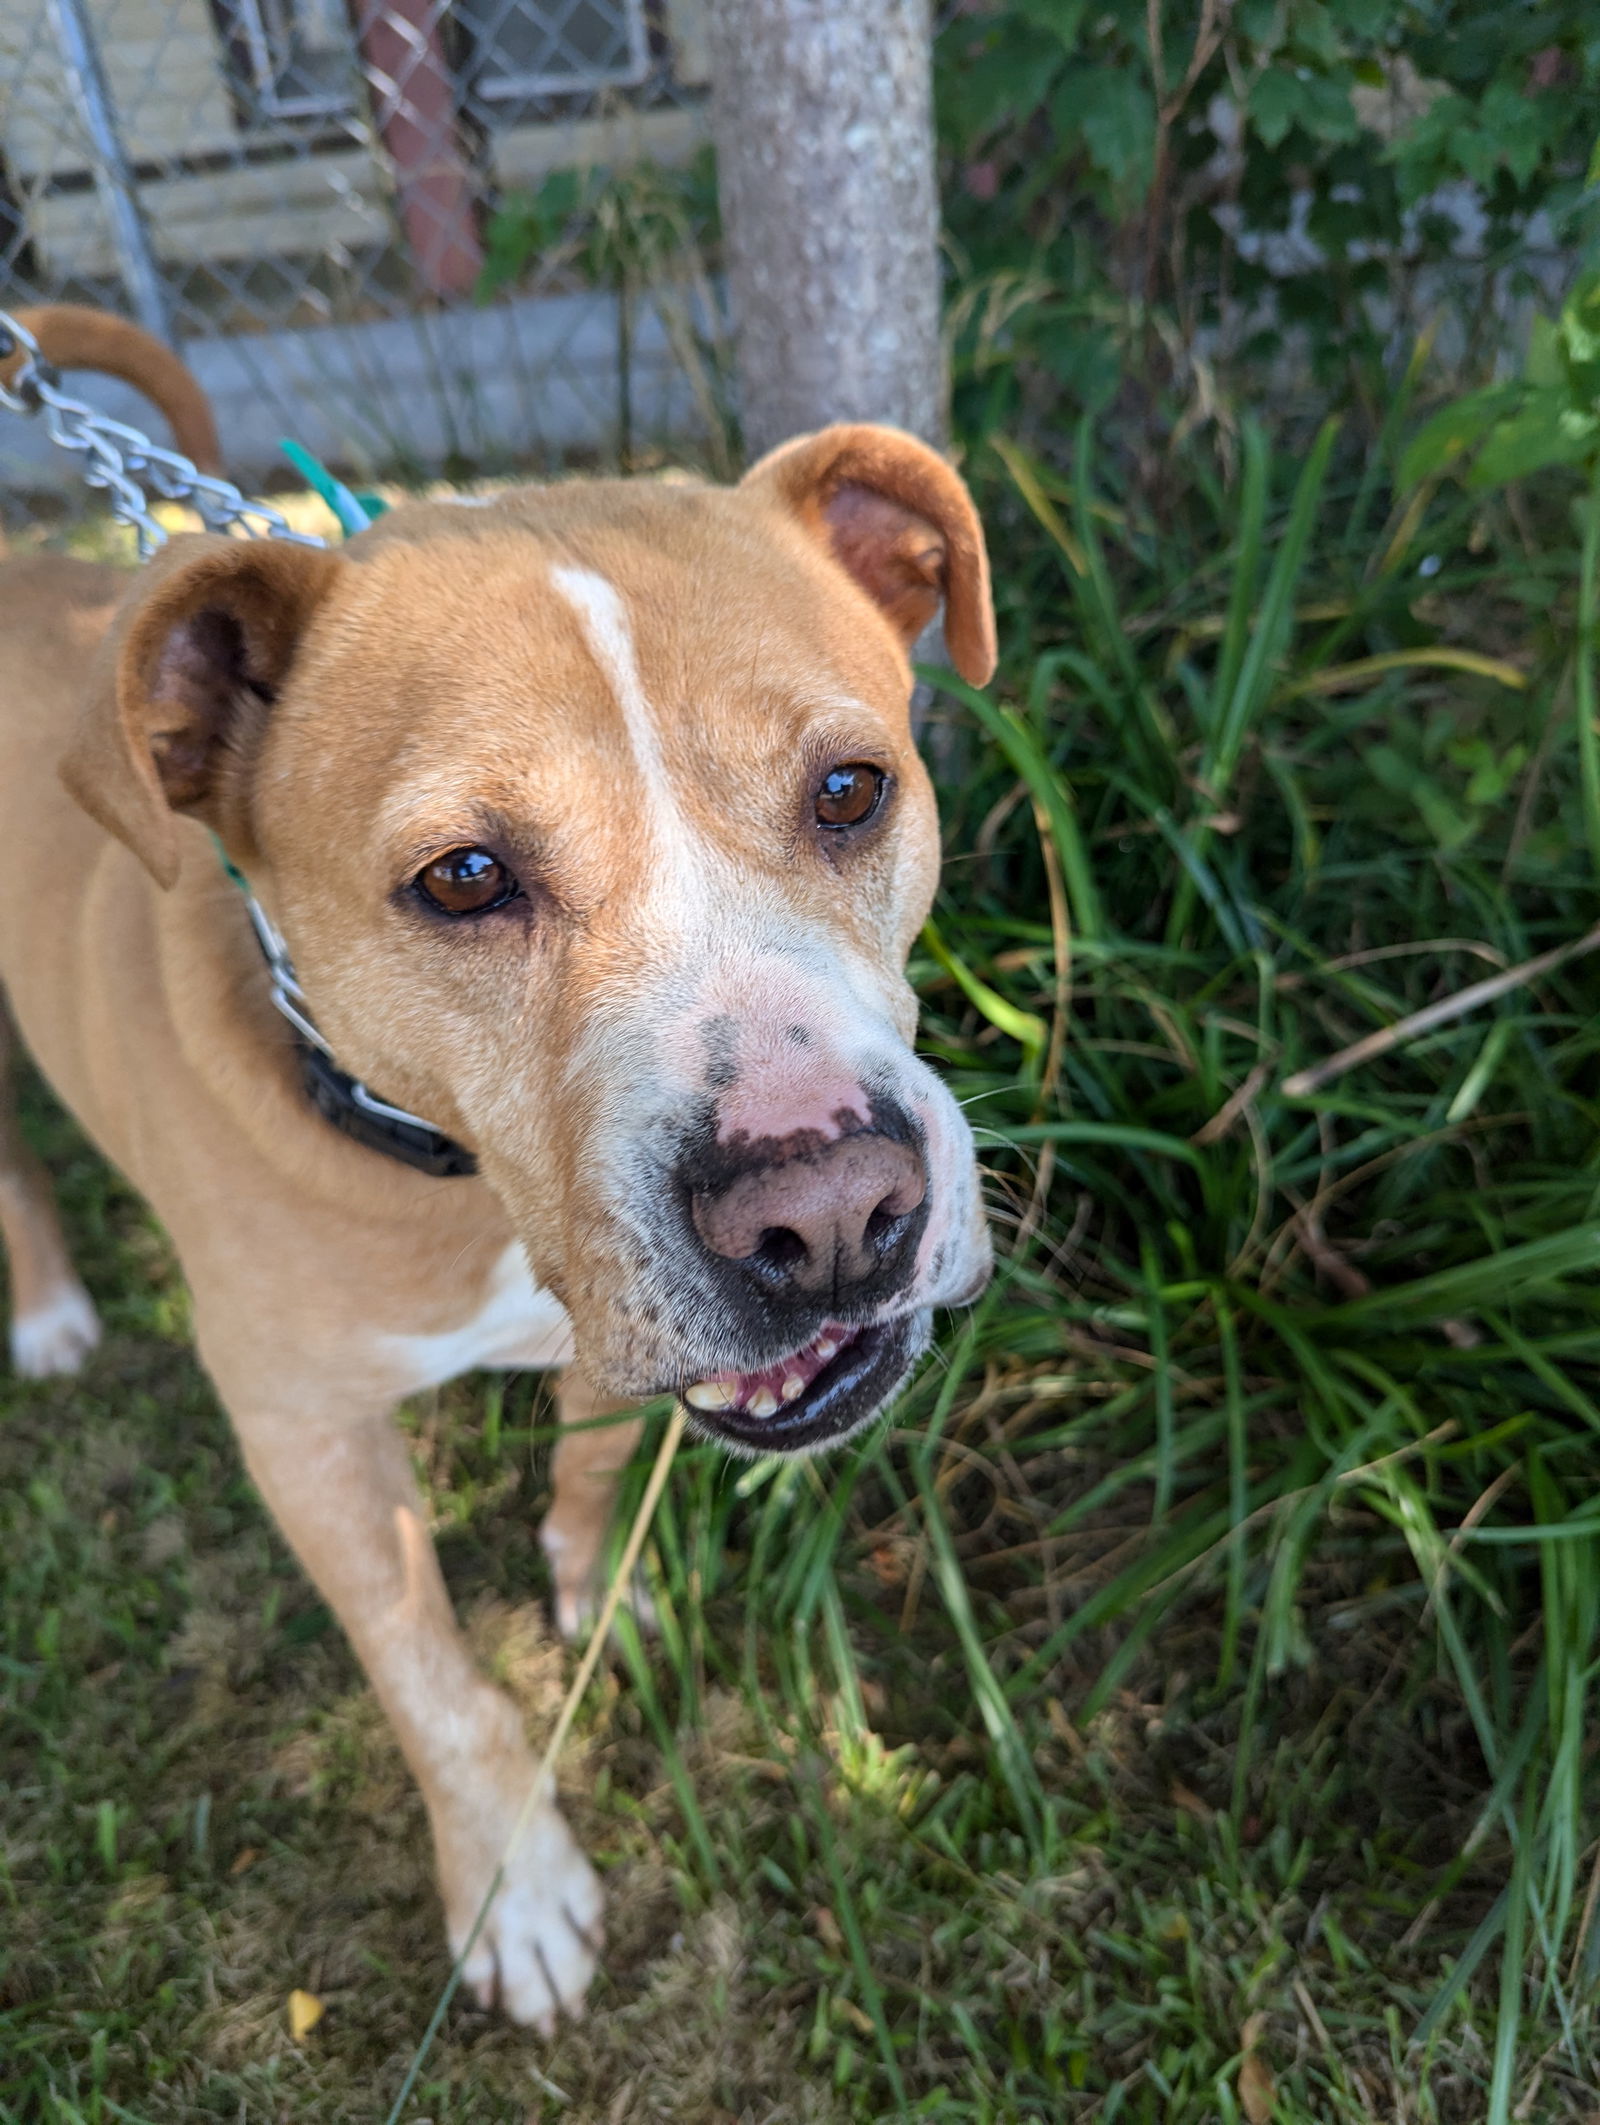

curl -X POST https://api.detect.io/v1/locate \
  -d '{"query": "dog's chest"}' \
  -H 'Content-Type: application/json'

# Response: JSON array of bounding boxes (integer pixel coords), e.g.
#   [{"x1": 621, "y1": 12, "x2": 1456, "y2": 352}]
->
[{"x1": 382, "y1": 1242, "x2": 574, "y2": 1390}]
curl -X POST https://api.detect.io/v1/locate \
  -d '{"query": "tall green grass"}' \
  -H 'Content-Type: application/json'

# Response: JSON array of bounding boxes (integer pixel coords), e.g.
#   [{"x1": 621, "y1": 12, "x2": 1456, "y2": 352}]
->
[{"x1": 598, "y1": 404, "x2": 1600, "y2": 2118}]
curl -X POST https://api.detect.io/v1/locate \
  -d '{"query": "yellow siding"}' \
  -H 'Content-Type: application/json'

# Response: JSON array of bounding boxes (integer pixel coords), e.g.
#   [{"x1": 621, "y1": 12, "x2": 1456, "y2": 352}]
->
[
  {"x1": 0, "y1": 0, "x2": 239, "y2": 177},
  {"x1": 492, "y1": 104, "x2": 706, "y2": 191},
  {"x1": 0, "y1": 0, "x2": 707, "y2": 276},
  {"x1": 663, "y1": 0, "x2": 710, "y2": 88},
  {"x1": 30, "y1": 148, "x2": 391, "y2": 274}
]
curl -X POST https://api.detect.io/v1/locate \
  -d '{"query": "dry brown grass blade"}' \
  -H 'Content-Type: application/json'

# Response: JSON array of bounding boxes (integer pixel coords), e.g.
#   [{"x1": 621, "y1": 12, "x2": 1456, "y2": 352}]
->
[
  {"x1": 531, "y1": 1404, "x2": 688, "y2": 1790},
  {"x1": 1283, "y1": 920, "x2": 1600, "y2": 1097},
  {"x1": 1190, "y1": 1058, "x2": 1273, "y2": 1146}
]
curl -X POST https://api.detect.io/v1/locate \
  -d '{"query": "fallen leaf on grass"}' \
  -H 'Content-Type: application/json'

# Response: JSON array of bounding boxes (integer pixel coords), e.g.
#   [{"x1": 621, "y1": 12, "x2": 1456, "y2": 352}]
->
[
  {"x1": 1171, "y1": 1781, "x2": 1214, "y2": 1823},
  {"x1": 288, "y1": 1989, "x2": 325, "y2": 2041},
  {"x1": 1046, "y1": 1698, "x2": 1085, "y2": 1756},
  {"x1": 833, "y1": 1997, "x2": 874, "y2": 2038},
  {"x1": 865, "y1": 1542, "x2": 910, "y2": 1588},
  {"x1": 1239, "y1": 2012, "x2": 1276, "y2": 2124},
  {"x1": 228, "y1": 1846, "x2": 260, "y2": 1876}
]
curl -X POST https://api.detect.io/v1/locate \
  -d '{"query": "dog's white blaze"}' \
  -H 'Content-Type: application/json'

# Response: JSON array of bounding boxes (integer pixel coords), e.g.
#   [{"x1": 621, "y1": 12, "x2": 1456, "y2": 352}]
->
[
  {"x1": 549, "y1": 563, "x2": 698, "y2": 887},
  {"x1": 382, "y1": 1241, "x2": 573, "y2": 1389}
]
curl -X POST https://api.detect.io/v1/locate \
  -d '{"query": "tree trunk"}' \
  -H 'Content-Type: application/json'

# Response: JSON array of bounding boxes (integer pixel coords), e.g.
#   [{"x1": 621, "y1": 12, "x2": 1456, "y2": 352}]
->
[{"x1": 707, "y1": 0, "x2": 946, "y2": 460}]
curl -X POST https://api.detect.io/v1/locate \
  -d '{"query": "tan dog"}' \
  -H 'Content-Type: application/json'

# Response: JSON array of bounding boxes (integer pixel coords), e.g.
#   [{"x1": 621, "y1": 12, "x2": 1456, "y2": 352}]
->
[{"x1": 0, "y1": 313, "x2": 996, "y2": 2028}]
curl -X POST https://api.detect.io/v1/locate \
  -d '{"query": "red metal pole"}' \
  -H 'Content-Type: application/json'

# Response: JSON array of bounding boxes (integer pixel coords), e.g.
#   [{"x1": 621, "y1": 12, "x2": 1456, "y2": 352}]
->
[{"x1": 351, "y1": 0, "x2": 483, "y2": 300}]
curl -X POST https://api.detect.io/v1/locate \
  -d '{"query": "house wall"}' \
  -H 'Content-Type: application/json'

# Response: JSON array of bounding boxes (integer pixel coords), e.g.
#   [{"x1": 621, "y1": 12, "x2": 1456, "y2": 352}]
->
[
  {"x1": 0, "y1": 0, "x2": 714, "y2": 478},
  {"x1": 0, "y1": 0, "x2": 709, "y2": 276}
]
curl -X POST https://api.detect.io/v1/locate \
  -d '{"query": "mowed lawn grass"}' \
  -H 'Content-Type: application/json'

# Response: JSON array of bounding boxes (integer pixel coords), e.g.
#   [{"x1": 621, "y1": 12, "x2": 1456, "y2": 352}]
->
[{"x1": 4, "y1": 419, "x2": 1600, "y2": 2124}]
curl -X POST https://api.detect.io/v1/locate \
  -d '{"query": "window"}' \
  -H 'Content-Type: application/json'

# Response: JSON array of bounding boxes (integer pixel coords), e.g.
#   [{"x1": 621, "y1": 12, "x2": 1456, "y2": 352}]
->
[
  {"x1": 459, "y1": 0, "x2": 651, "y2": 109},
  {"x1": 210, "y1": 0, "x2": 356, "y2": 127},
  {"x1": 210, "y1": 0, "x2": 658, "y2": 141}
]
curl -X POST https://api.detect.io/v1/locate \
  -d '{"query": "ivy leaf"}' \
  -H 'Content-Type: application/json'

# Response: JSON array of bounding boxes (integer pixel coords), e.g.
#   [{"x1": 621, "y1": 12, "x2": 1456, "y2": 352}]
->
[
  {"x1": 1249, "y1": 69, "x2": 1305, "y2": 149},
  {"x1": 1470, "y1": 391, "x2": 1596, "y2": 489},
  {"x1": 1237, "y1": 0, "x2": 1284, "y2": 51},
  {"x1": 1477, "y1": 79, "x2": 1551, "y2": 188},
  {"x1": 1390, "y1": 91, "x2": 1474, "y2": 200},
  {"x1": 1299, "y1": 74, "x2": 1360, "y2": 143},
  {"x1": 957, "y1": 34, "x2": 1067, "y2": 142},
  {"x1": 1012, "y1": 0, "x2": 1087, "y2": 50},
  {"x1": 1398, "y1": 384, "x2": 1519, "y2": 487},
  {"x1": 1337, "y1": 0, "x2": 1389, "y2": 38},
  {"x1": 1054, "y1": 67, "x2": 1157, "y2": 193},
  {"x1": 1286, "y1": 0, "x2": 1341, "y2": 70}
]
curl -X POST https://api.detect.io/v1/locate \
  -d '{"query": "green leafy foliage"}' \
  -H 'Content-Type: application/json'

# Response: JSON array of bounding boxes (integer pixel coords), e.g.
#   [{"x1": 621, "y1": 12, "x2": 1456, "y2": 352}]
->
[
  {"x1": 1403, "y1": 271, "x2": 1600, "y2": 490},
  {"x1": 476, "y1": 149, "x2": 732, "y2": 469},
  {"x1": 937, "y1": 0, "x2": 1600, "y2": 445},
  {"x1": 477, "y1": 150, "x2": 721, "y2": 307},
  {"x1": 1397, "y1": 268, "x2": 1600, "y2": 881}
]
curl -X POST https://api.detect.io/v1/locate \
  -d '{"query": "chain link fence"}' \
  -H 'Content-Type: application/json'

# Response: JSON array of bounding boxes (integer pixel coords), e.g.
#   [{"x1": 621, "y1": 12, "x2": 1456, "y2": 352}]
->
[{"x1": 0, "y1": 0, "x2": 723, "y2": 488}]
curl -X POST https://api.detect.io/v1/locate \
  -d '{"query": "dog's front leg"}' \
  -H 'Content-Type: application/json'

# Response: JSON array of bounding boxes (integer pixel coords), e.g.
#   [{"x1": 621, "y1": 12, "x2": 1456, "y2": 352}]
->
[
  {"x1": 541, "y1": 1369, "x2": 645, "y2": 1639},
  {"x1": 230, "y1": 1392, "x2": 601, "y2": 2029}
]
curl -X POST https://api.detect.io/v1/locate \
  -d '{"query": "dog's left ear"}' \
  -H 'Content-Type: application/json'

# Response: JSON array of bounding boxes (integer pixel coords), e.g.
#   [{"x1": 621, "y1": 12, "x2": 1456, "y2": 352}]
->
[
  {"x1": 62, "y1": 534, "x2": 344, "y2": 888},
  {"x1": 740, "y1": 424, "x2": 997, "y2": 686}
]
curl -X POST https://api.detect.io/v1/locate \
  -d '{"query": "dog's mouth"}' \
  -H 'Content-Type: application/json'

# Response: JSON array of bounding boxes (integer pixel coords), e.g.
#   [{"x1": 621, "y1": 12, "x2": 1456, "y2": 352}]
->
[{"x1": 676, "y1": 1313, "x2": 923, "y2": 1454}]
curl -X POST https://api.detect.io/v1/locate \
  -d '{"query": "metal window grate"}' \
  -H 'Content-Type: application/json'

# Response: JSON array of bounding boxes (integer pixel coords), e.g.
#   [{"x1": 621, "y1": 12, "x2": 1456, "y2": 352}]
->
[
  {"x1": 464, "y1": 0, "x2": 651, "y2": 107},
  {"x1": 211, "y1": 0, "x2": 357, "y2": 128}
]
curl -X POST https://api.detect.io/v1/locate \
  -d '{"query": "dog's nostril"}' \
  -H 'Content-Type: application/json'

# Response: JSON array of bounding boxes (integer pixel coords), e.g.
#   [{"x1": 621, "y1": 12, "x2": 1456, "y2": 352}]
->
[
  {"x1": 688, "y1": 1126, "x2": 927, "y2": 1295},
  {"x1": 755, "y1": 1226, "x2": 808, "y2": 1274}
]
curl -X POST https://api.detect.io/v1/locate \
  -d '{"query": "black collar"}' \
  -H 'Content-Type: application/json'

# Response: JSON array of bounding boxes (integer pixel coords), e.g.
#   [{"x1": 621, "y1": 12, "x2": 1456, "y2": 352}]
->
[
  {"x1": 296, "y1": 1039, "x2": 480, "y2": 1179},
  {"x1": 222, "y1": 853, "x2": 479, "y2": 1180}
]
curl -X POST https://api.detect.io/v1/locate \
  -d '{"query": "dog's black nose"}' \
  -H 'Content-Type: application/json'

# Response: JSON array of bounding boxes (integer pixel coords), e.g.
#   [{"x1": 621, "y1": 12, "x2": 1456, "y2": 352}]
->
[{"x1": 689, "y1": 1127, "x2": 927, "y2": 1307}]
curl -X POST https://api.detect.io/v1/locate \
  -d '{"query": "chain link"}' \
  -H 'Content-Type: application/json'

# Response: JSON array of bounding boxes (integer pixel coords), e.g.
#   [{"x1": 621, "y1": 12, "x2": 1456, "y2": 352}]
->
[{"x1": 0, "y1": 307, "x2": 327, "y2": 557}]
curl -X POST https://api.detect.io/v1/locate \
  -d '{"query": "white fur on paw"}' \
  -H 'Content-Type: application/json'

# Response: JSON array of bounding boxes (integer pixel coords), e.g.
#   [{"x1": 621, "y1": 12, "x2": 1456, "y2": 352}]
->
[
  {"x1": 10, "y1": 1284, "x2": 101, "y2": 1379},
  {"x1": 543, "y1": 1520, "x2": 658, "y2": 1644},
  {"x1": 552, "y1": 1565, "x2": 659, "y2": 1644},
  {"x1": 449, "y1": 1799, "x2": 602, "y2": 2032}
]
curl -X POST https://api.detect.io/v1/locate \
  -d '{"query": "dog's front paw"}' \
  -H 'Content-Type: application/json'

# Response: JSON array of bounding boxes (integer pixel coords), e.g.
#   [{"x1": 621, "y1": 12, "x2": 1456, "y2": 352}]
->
[
  {"x1": 550, "y1": 1564, "x2": 659, "y2": 1645},
  {"x1": 439, "y1": 1789, "x2": 602, "y2": 2032},
  {"x1": 541, "y1": 1516, "x2": 658, "y2": 1643},
  {"x1": 10, "y1": 1282, "x2": 101, "y2": 1379}
]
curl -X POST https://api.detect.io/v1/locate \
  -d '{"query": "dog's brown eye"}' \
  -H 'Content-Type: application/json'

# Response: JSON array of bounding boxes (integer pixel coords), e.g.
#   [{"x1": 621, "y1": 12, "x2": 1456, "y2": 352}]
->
[
  {"x1": 416, "y1": 847, "x2": 518, "y2": 915},
  {"x1": 815, "y1": 763, "x2": 885, "y2": 829}
]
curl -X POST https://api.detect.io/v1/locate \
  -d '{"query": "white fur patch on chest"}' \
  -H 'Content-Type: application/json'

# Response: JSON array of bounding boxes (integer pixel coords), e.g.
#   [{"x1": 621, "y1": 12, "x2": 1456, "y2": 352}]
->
[{"x1": 382, "y1": 1242, "x2": 574, "y2": 1390}]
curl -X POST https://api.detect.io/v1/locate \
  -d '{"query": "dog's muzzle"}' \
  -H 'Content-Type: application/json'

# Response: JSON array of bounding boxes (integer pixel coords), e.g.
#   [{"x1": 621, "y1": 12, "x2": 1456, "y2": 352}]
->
[{"x1": 658, "y1": 1101, "x2": 936, "y2": 1452}]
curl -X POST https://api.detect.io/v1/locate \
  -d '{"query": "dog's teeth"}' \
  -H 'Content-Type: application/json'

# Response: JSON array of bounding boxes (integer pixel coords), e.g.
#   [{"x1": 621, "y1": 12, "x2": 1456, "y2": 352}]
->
[
  {"x1": 781, "y1": 1375, "x2": 805, "y2": 1401},
  {"x1": 685, "y1": 1380, "x2": 736, "y2": 1412},
  {"x1": 814, "y1": 1337, "x2": 838, "y2": 1361},
  {"x1": 747, "y1": 1388, "x2": 779, "y2": 1417}
]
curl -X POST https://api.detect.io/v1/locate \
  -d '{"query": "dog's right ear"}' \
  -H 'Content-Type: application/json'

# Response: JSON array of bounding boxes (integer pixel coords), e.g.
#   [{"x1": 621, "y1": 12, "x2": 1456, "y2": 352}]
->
[
  {"x1": 62, "y1": 535, "x2": 344, "y2": 888},
  {"x1": 740, "y1": 424, "x2": 996, "y2": 686}
]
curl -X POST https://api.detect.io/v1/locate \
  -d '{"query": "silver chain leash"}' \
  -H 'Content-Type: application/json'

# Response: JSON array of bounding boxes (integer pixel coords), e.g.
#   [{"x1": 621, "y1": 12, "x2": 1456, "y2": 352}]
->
[{"x1": 0, "y1": 306, "x2": 326, "y2": 556}]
